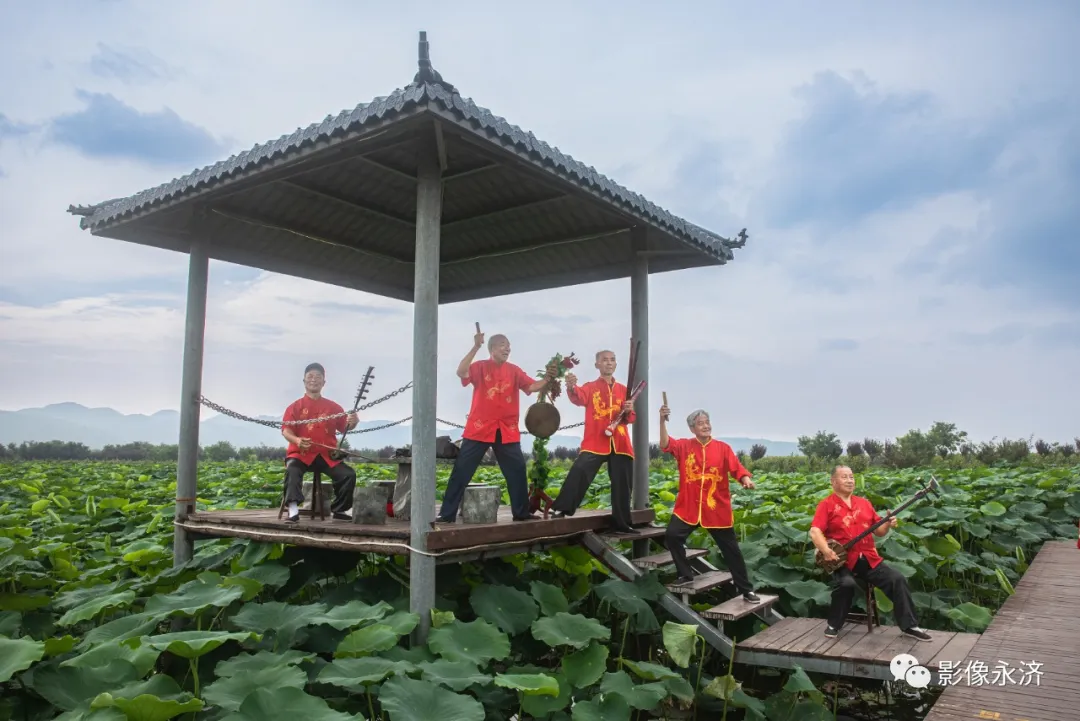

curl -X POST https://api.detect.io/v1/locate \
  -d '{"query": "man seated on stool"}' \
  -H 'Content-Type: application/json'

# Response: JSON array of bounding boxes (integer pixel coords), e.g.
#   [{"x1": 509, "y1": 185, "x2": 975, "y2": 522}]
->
[
  {"x1": 659, "y1": 403, "x2": 760, "y2": 603},
  {"x1": 280, "y1": 362, "x2": 359, "y2": 524},
  {"x1": 809, "y1": 465, "x2": 931, "y2": 640}
]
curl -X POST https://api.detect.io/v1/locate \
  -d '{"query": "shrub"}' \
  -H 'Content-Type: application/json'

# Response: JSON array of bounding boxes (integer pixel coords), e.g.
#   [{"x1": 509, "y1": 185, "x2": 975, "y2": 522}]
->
[
  {"x1": 862, "y1": 438, "x2": 883, "y2": 459},
  {"x1": 797, "y1": 431, "x2": 843, "y2": 460},
  {"x1": 1060, "y1": 443, "x2": 1076, "y2": 457},
  {"x1": 750, "y1": 443, "x2": 767, "y2": 461},
  {"x1": 997, "y1": 437, "x2": 1031, "y2": 463},
  {"x1": 846, "y1": 441, "x2": 864, "y2": 457},
  {"x1": 1035, "y1": 439, "x2": 1052, "y2": 456}
]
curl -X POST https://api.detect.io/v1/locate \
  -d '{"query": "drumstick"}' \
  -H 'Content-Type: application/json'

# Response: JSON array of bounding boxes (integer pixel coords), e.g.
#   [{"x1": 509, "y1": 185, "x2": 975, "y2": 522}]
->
[
  {"x1": 662, "y1": 392, "x2": 668, "y2": 406},
  {"x1": 475, "y1": 322, "x2": 481, "y2": 333}
]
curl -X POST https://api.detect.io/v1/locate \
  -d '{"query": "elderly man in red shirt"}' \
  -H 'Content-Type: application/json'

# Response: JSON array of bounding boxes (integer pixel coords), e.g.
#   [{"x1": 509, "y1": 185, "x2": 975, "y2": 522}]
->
[
  {"x1": 280, "y1": 362, "x2": 359, "y2": 523},
  {"x1": 809, "y1": 465, "x2": 931, "y2": 640},
  {"x1": 436, "y1": 328, "x2": 554, "y2": 523},
  {"x1": 549, "y1": 349, "x2": 637, "y2": 533},
  {"x1": 660, "y1": 403, "x2": 760, "y2": 603}
]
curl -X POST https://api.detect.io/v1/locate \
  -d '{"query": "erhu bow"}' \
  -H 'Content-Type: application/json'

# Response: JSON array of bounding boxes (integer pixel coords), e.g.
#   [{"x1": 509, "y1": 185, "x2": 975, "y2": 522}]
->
[
  {"x1": 604, "y1": 338, "x2": 646, "y2": 437},
  {"x1": 328, "y1": 366, "x2": 374, "y2": 461},
  {"x1": 814, "y1": 474, "x2": 941, "y2": 574}
]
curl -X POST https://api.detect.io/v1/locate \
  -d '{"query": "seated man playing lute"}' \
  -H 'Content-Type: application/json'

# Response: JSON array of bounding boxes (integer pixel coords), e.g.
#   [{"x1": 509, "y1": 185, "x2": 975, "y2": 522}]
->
[{"x1": 809, "y1": 465, "x2": 931, "y2": 640}]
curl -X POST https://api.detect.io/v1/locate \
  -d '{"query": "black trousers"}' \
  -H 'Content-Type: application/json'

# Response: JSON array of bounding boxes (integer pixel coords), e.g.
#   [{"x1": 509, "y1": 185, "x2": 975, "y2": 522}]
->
[
  {"x1": 283, "y1": 455, "x2": 356, "y2": 514},
  {"x1": 666, "y1": 515, "x2": 754, "y2": 594},
  {"x1": 438, "y1": 430, "x2": 530, "y2": 521},
  {"x1": 550, "y1": 450, "x2": 633, "y2": 529},
  {"x1": 827, "y1": 555, "x2": 919, "y2": 630}
]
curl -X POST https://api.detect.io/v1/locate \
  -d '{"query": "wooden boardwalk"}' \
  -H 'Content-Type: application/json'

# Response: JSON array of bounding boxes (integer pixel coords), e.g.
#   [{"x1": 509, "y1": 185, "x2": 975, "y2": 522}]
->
[
  {"x1": 177, "y1": 506, "x2": 657, "y2": 564},
  {"x1": 923, "y1": 540, "x2": 1080, "y2": 721},
  {"x1": 733, "y1": 617, "x2": 980, "y2": 682}
]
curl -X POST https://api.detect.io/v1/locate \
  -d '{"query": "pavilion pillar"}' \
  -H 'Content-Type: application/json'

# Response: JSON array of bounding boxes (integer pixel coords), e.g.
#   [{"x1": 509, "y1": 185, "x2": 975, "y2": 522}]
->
[
  {"x1": 630, "y1": 226, "x2": 650, "y2": 558},
  {"x1": 173, "y1": 236, "x2": 209, "y2": 567},
  {"x1": 409, "y1": 127, "x2": 443, "y2": 644}
]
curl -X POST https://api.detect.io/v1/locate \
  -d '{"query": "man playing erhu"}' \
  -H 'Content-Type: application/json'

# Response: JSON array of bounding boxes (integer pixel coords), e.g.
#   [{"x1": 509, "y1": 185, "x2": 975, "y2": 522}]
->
[
  {"x1": 550, "y1": 349, "x2": 637, "y2": 533},
  {"x1": 436, "y1": 326, "x2": 555, "y2": 523},
  {"x1": 280, "y1": 362, "x2": 359, "y2": 523},
  {"x1": 659, "y1": 403, "x2": 760, "y2": 603},
  {"x1": 809, "y1": 465, "x2": 931, "y2": 640}
]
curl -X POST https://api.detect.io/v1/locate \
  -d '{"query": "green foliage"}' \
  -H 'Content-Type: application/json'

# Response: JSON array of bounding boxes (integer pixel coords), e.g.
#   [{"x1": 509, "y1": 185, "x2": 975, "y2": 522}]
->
[
  {"x1": 749, "y1": 443, "x2": 767, "y2": 461},
  {"x1": 1, "y1": 452, "x2": 1077, "y2": 719},
  {"x1": 796, "y1": 431, "x2": 843, "y2": 460}
]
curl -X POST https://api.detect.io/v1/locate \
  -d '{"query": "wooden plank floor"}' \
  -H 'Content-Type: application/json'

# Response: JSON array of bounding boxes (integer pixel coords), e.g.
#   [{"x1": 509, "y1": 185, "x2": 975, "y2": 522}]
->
[
  {"x1": 923, "y1": 540, "x2": 1080, "y2": 721},
  {"x1": 734, "y1": 617, "x2": 980, "y2": 682},
  {"x1": 179, "y1": 506, "x2": 656, "y2": 557}
]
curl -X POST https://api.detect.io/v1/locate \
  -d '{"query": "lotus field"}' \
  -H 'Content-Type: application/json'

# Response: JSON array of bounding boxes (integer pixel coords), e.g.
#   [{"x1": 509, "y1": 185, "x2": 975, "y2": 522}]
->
[{"x1": 1, "y1": 459, "x2": 1078, "y2": 720}]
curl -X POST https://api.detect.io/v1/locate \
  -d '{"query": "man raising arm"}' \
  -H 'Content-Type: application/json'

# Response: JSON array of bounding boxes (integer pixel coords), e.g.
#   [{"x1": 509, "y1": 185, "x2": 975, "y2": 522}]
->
[{"x1": 437, "y1": 328, "x2": 555, "y2": 523}]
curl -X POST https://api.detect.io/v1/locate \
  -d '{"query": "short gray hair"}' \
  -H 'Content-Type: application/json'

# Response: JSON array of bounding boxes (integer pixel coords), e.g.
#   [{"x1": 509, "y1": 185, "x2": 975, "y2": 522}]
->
[{"x1": 686, "y1": 409, "x2": 710, "y2": 428}]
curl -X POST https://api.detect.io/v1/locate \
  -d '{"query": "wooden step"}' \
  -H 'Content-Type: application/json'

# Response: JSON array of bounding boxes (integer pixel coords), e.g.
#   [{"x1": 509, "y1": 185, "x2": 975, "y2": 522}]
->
[
  {"x1": 702, "y1": 593, "x2": 780, "y2": 621},
  {"x1": 666, "y1": 570, "x2": 732, "y2": 595},
  {"x1": 633, "y1": 548, "x2": 706, "y2": 569},
  {"x1": 602, "y1": 524, "x2": 667, "y2": 541}
]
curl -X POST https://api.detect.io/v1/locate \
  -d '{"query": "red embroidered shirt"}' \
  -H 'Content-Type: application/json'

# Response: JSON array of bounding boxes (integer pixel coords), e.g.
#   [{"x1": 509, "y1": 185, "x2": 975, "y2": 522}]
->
[
  {"x1": 461, "y1": 359, "x2": 536, "y2": 443},
  {"x1": 566, "y1": 378, "x2": 636, "y2": 457},
  {"x1": 662, "y1": 436, "x2": 750, "y2": 528},
  {"x1": 283, "y1": 396, "x2": 348, "y2": 467},
  {"x1": 810, "y1": 493, "x2": 884, "y2": 571}
]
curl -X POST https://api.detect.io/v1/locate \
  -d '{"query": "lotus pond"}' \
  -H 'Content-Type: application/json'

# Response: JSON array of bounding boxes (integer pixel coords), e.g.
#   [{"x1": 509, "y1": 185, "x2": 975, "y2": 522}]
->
[{"x1": 1, "y1": 460, "x2": 1077, "y2": 720}]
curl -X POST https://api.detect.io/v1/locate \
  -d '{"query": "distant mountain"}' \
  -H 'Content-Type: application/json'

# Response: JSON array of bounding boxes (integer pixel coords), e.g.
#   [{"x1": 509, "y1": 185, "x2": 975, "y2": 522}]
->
[{"x1": 0, "y1": 403, "x2": 800, "y2": 456}]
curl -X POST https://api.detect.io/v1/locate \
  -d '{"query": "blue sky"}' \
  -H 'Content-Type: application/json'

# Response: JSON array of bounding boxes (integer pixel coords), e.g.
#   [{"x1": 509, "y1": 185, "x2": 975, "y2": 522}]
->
[{"x1": 1, "y1": 0, "x2": 1077, "y2": 444}]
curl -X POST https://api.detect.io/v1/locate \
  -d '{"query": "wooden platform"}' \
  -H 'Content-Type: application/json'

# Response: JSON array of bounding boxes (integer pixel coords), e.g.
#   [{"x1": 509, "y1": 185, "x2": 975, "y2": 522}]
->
[
  {"x1": 177, "y1": 506, "x2": 655, "y2": 564},
  {"x1": 923, "y1": 540, "x2": 1080, "y2": 721},
  {"x1": 733, "y1": 617, "x2": 980, "y2": 682}
]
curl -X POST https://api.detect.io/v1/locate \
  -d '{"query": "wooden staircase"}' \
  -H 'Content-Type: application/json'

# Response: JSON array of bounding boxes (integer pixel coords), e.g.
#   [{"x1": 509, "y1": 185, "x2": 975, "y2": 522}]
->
[{"x1": 582, "y1": 526, "x2": 783, "y2": 658}]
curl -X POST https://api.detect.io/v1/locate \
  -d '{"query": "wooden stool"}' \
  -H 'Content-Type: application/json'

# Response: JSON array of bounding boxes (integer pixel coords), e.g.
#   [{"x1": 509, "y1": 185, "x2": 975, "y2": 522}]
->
[
  {"x1": 848, "y1": 580, "x2": 880, "y2": 632},
  {"x1": 277, "y1": 470, "x2": 328, "y2": 521}
]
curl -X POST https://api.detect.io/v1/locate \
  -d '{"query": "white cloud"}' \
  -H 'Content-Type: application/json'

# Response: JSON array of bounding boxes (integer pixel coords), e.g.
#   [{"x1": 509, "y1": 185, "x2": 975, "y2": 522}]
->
[{"x1": 1, "y1": 1, "x2": 1078, "y2": 446}]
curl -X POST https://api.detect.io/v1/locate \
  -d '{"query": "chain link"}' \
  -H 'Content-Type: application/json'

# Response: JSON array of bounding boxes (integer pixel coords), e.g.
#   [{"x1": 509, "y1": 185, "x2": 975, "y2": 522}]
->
[{"x1": 199, "y1": 383, "x2": 585, "y2": 437}]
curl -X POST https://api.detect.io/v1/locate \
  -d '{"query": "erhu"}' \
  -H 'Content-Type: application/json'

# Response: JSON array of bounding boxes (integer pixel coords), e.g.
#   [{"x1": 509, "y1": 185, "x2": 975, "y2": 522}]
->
[{"x1": 328, "y1": 366, "x2": 374, "y2": 462}]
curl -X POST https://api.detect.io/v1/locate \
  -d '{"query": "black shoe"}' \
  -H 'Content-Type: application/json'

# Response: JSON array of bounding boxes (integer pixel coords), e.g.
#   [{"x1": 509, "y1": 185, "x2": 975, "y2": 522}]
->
[
  {"x1": 513, "y1": 513, "x2": 540, "y2": 522},
  {"x1": 284, "y1": 514, "x2": 300, "y2": 524},
  {"x1": 743, "y1": 591, "x2": 761, "y2": 603},
  {"x1": 551, "y1": 511, "x2": 572, "y2": 519},
  {"x1": 824, "y1": 624, "x2": 839, "y2": 638},
  {"x1": 902, "y1": 626, "x2": 932, "y2": 641},
  {"x1": 434, "y1": 516, "x2": 455, "y2": 524},
  {"x1": 332, "y1": 512, "x2": 351, "y2": 521}
]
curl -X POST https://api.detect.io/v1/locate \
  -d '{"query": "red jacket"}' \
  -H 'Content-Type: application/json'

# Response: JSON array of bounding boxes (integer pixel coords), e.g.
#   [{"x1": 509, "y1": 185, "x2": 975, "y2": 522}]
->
[
  {"x1": 662, "y1": 436, "x2": 749, "y2": 528},
  {"x1": 567, "y1": 377, "x2": 635, "y2": 457}
]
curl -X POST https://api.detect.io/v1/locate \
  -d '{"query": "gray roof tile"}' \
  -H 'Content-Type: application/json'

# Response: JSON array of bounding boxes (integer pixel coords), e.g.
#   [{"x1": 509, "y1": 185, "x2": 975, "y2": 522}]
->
[{"x1": 69, "y1": 81, "x2": 746, "y2": 261}]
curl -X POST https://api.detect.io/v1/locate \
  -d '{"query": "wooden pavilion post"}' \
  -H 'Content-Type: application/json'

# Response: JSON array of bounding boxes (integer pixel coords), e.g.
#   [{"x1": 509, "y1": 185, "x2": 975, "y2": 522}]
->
[
  {"x1": 630, "y1": 226, "x2": 650, "y2": 558},
  {"x1": 409, "y1": 124, "x2": 443, "y2": 644},
  {"x1": 173, "y1": 236, "x2": 209, "y2": 566}
]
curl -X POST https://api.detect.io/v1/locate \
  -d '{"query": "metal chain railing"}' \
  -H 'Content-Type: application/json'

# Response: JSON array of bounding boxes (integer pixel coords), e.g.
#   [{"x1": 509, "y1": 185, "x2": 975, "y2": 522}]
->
[{"x1": 200, "y1": 381, "x2": 585, "y2": 436}]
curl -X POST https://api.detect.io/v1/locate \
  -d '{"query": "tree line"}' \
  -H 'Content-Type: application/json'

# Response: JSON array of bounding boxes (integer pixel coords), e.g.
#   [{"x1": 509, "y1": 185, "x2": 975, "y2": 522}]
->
[{"x1": 2, "y1": 421, "x2": 1076, "y2": 470}]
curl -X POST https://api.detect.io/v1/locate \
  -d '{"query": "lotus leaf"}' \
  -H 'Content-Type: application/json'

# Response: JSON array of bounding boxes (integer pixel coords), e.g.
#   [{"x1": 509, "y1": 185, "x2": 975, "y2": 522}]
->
[
  {"x1": 531, "y1": 613, "x2": 609, "y2": 649},
  {"x1": 661, "y1": 622, "x2": 698, "y2": 668},
  {"x1": 560, "y1": 640, "x2": 608, "y2": 688},
  {"x1": 427, "y1": 619, "x2": 510, "y2": 665},
  {"x1": 378, "y1": 676, "x2": 485, "y2": 721},
  {"x1": 469, "y1": 584, "x2": 538, "y2": 635},
  {"x1": 414, "y1": 659, "x2": 492, "y2": 692},
  {"x1": 0, "y1": 634, "x2": 45, "y2": 683},
  {"x1": 493, "y1": 672, "x2": 559, "y2": 696}
]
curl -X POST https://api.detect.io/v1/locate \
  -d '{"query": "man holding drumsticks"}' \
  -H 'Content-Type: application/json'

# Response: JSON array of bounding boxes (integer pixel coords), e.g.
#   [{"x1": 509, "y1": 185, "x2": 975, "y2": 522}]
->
[
  {"x1": 436, "y1": 324, "x2": 556, "y2": 523},
  {"x1": 550, "y1": 349, "x2": 637, "y2": 533},
  {"x1": 659, "y1": 397, "x2": 761, "y2": 602}
]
